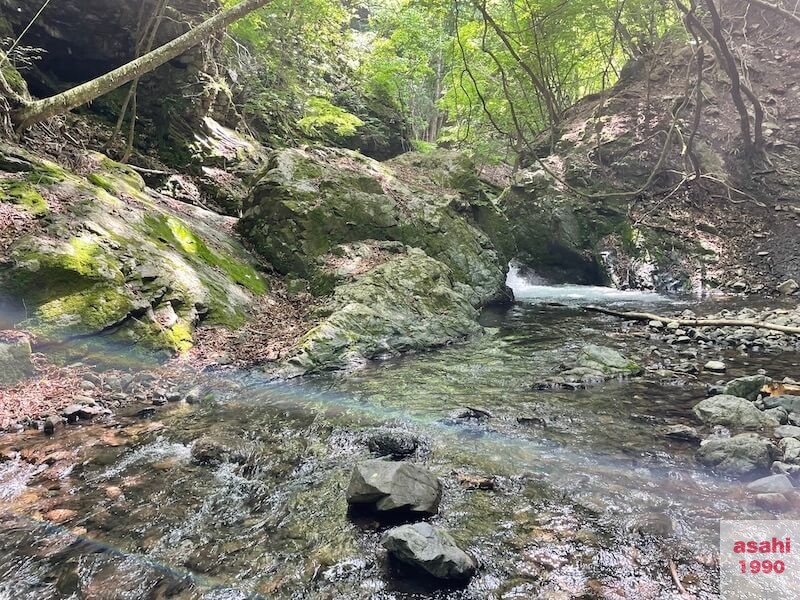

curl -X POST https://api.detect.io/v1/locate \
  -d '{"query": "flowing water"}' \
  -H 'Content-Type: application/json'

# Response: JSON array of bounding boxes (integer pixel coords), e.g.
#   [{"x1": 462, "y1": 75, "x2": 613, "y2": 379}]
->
[{"x1": 2, "y1": 272, "x2": 800, "y2": 599}]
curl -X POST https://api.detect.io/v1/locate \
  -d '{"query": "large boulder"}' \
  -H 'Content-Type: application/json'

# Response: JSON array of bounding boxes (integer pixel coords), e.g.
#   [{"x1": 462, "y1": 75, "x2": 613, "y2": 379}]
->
[
  {"x1": 0, "y1": 333, "x2": 34, "y2": 387},
  {"x1": 284, "y1": 249, "x2": 480, "y2": 373},
  {"x1": 381, "y1": 522, "x2": 476, "y2": 580},
  {"x1": 346, "y1": 459, "x2": 442, "y2": 516},
  {"x1": 0, "y1": 147, "x2": 265, "y2": 356},
  {"x1": 239, "y1": 147, "x2": 511, "y2": 305},
  {"x1": 697, "y1": 434, "x2": 776, "y2": 477},
  {"x1": 693, "y1": 395, "x2": 778, "y2": 429}
]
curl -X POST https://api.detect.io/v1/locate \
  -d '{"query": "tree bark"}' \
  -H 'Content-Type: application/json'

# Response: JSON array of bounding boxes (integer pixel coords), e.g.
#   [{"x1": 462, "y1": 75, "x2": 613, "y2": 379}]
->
[
  {"x1": 12, "y1": 0, "x2": 271, "y2": 130},
  {"x1": 583, "y1": 305, "x2": 800, "y2": 336}
]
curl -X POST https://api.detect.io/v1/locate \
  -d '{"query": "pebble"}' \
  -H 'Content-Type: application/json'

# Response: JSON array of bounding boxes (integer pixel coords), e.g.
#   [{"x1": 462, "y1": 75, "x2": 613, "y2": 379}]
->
[{"x1": 704, "y1": 360, "x2": 727, "y2": 373}]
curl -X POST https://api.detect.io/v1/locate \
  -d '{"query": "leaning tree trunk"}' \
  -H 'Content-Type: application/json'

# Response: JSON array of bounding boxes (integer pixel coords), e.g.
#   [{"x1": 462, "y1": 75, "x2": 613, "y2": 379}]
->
[{"x1": 12, "y1": 0, "x2": 271, "y2": 130}]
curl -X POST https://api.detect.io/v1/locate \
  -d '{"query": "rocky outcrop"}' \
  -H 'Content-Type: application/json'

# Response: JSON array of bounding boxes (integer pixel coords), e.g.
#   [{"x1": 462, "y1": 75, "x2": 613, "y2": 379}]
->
[
  {"x1": 346, "y1": 459, "x2": 442, "y2": 516},
  {"x1": 239, "y1": 147, "x2": 511, "y2": 305},
  {"x1": 382, "y1": 522, "x2": 476, "y2": 580},
  {"x1": 285, "y1": 248, "x2": 480, "y2": 373},
  {"x1": 0, "y1": 144, "x2": 265, "y2": 356},
  {"x1": 240, "y1": 147, "x2": 514, "y2": 373}
]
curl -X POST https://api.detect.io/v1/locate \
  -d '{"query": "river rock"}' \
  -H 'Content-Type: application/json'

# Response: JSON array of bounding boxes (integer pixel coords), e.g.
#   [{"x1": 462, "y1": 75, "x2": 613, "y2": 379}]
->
[
  {"x1": 697, "y1": 434, "x2": 776, "y2": 476},
  {"x1": 779, "y1": 437, "x2": 800, "y2": 464},
  {"x1": 0, "y1": 334, "x2": 34, "y2": 387},
  {"x1": 346, "y1": 459, "x2": 442, "y2": 515},
  {"x1": 755, "y1": 493, "x2": 792, "y2": 511},
  {"x1": 763, "y1": 395, "x2": 800, "y2": 414},
  {"x1": 703, "y1": 361, "x2": 726, "y2": 373},
  {"x1": 43, "y1": 415, "x2": 63, "y2": 435},
  {"x1": 366, "y1": 430, "x2": 420, "y2": 459},
  {"x1": 62, "y1": 404, "x2": 104, "y2": 422},
  {"x1": 746, "y1": 474, "x2": 794, "y2": 493},
  {"x1": 381, "y1": 522, "x2": 476, "y2": 580},
  {"x1": 535, "y1": 345, "x2": 642, "y2": 389},
  {"x1": 774, "y1": 425, "x2": 800, "y2": 440},
  {"x1": 723, "y1": 375, "x2": 772, "y2": 401},
  {"x1": 764, "y1": 407, "x2": 789, "y2": 425},
  {"x1": 776, "y1": 279, "x2": 799, "y2": 295},
  {"x1": 662, "y1": 424, "x2": 702, "y2": 443},
  {"x1": 693, "y1": 395, "x2": 777, "y2": 429},
  {"x1": 191, "y1": 436, "x2": 251, "y2": 466}
]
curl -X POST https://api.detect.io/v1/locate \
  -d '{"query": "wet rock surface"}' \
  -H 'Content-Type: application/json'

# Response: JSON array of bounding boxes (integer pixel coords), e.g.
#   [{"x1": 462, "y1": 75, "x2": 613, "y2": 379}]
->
[
  {"x1": 346, "y1": 459, "x2": 442, "y2": 516},
  {"x1": 533, "y1": 344, "x2": 642, "y2": 389},
  {"x1": 381, "y1": 522, "x2": 476, "y2": 580},
  {"x1": 696, "y1": 434, "x2": 776, "y2": 477}
]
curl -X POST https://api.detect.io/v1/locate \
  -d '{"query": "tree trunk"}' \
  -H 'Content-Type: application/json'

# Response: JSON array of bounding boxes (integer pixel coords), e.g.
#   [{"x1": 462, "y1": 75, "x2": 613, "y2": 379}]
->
[{"x1": 12, "y1": 0, "x2": 271, "y2": 130}]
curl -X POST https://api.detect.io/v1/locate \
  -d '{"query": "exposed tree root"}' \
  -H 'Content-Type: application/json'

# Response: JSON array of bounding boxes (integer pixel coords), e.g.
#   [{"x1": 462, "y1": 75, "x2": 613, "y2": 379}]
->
[{"x1": 583, "y1": 305, "x2": 800, "y2": 335}]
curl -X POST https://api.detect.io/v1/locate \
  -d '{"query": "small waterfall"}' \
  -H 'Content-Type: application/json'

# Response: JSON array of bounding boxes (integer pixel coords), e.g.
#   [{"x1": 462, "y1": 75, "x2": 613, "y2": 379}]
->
[{"x1": 506, "y1": 264, "x2": 669, "y2": 306}]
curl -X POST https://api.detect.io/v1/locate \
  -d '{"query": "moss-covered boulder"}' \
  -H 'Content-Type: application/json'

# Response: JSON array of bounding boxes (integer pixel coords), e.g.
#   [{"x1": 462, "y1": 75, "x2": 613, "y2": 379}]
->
[
  {"x1": 284, "y1": 248, "x2": 480, "y2": 373},
  {"x1": 240, "y1": 147, "x2": 512, "y2": 306},
  {"x1": 0, "y1": 146, "x2": 265, "y2": 356}
]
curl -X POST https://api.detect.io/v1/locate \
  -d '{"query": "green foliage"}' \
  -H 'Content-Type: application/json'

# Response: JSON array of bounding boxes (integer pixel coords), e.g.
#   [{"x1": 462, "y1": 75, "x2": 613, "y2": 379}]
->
[{"x1": 298, "y1": 97, "x2": 365, "y2": 138}]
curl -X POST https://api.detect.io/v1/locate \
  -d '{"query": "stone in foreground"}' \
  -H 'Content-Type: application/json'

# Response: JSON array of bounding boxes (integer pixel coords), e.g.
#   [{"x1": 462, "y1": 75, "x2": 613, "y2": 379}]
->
[
  {"x1": 381, "y1": 522, "x2": 476, "y2": 580},
  {"x1": 347, "y1": 459, "x2": 441, "y2": 515},
  {"x1": 697, "y1": 434, "x2": 775, "y2": 477}
]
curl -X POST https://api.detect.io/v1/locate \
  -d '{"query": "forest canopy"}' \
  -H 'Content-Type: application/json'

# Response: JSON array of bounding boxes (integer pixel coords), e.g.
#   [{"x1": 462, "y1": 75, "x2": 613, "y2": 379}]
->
[{"x1": 218, "y1": 0, "x2": 677, "y2": 162}]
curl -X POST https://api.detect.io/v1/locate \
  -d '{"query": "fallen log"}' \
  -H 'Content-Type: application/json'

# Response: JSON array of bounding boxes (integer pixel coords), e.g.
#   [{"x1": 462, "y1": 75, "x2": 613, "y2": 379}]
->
[{"x1": 583, "y1": 305, "x2": 800, "y2": 336}]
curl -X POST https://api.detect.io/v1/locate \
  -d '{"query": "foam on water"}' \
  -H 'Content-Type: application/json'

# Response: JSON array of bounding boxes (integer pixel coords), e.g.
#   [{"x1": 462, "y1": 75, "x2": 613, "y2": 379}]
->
[{"x1": 506, "y1": 266, "x2": 668, "y2": 306}]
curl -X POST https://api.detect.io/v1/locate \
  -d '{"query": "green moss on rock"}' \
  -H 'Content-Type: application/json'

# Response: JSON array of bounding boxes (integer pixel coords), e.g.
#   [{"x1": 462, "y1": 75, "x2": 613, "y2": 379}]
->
[
  {"x1": 0, "y1": 179, "x2": 48, "y2": 215},
  {"x1": 285, "y1": 248, "x2": 480, "y2": 373}
]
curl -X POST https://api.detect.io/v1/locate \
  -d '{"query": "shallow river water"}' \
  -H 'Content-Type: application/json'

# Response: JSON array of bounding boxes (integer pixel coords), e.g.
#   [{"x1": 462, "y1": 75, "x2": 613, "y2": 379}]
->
[{"x1": 2, "y1": 277, "x2": 799, "y2": 599}]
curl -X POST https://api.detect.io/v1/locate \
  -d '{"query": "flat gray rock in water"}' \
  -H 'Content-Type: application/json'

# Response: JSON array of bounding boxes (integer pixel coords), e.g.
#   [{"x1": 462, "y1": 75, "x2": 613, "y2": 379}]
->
[
  {"x1": 347, "y1": 459, "x2": 442, "y2": 515},
  {"x1": 381, "y1": 522, "x2": 476, "y2": 580}
]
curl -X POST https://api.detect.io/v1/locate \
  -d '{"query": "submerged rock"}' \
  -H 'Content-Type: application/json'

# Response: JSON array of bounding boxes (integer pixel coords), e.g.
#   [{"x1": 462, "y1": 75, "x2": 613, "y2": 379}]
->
[
  {"x1": 746, "y1": 474, "x2": 794, "y2": 494},
  {"x1": 346, "y1": 459, "x2": 442, "y2": 516},
  {"x1": 693, "y1": 395, "x2": 778, "y2": 429},
  {"x1": 534, "y1": 345, "x2": 642, "y2": 389},
  {"x1": 381, "y1": 522, "x2": 476, "y2": 580},
  {"x1": 697, "y1": 434, "x2": 776, "y2": 477},
  {"x1": 662, "y1": 424, "x2": 702, "y2": 443},
  {"x1": 366, "y1": 430, "x2": 420, "y2": 459},
  {"x1": 191, "y1": 436, "x2": 251, "y2": 466},
  {"x1": 0, "y1": 333, "x2": 34, "y2": 387}
]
